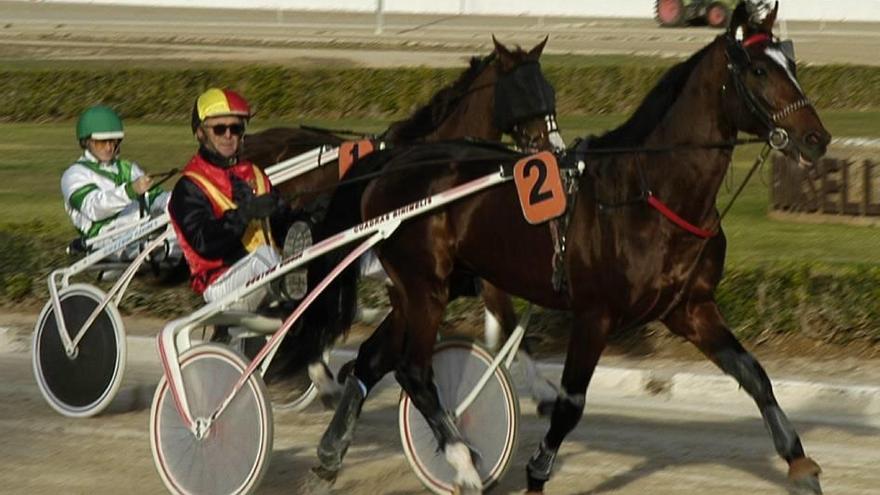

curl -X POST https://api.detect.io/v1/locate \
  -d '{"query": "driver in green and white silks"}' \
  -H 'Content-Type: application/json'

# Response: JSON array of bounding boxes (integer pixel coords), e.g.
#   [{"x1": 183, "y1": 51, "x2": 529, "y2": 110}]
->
[{"x1": 61, "y1": 105, "x2": 177, "y2": 260}]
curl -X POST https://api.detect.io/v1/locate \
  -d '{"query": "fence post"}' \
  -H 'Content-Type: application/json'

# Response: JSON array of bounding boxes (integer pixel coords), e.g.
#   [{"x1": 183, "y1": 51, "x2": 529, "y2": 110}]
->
[{"x1": 375, "y1": 0, "x2": 385, "y2": 35}]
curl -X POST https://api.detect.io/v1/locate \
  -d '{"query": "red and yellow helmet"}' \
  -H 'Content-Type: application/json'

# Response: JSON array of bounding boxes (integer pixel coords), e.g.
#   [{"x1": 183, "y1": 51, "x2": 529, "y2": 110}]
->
[{"x1": 190, "y1": 88, "x2": 252, "y2": 133}]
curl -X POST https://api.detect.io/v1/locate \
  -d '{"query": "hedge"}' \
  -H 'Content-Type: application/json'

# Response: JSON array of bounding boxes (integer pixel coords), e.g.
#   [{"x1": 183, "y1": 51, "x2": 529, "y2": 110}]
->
[
  {"x1": 2, "y1": 223, "x2": 878, "y2": 344},
  {"x1": 2, "y1": 63, "x2": 879, "y2": 122}
]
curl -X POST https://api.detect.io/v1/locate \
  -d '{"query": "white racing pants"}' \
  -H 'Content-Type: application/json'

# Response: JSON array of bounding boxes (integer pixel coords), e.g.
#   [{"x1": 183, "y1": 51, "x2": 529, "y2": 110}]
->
[{"x1": 203, "y1": 245, "x2": 282, "y2": 312}]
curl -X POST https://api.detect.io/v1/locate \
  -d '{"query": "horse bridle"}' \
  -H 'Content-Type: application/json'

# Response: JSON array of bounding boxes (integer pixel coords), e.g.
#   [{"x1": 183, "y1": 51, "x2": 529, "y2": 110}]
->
[
  {"x1": 723, "y1": 33, "x2": 813, "y2": 152},
  {"x1": 430, "y1": 53, "x2": 562, "y2": 151},
  {"x1": 493, "y1": 59, "x2": 563, "y2": 152}
]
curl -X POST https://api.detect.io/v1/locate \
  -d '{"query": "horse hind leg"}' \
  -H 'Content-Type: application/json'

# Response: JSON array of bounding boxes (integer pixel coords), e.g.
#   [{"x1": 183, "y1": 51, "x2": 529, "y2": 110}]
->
[
  {"x1": 481, "y1": 282, "x2": 558, "y2": 415},
  {"x1": 480, "y1": 281, "x2": 515, "y2": 351},
  {"x1": 663, "y1": 300, "x2": 822, "y2": 494}
]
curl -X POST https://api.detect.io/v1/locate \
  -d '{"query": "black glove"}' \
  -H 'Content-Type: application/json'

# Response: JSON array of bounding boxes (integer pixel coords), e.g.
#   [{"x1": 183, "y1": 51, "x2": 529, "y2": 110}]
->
[
  {"x1": 237, "y1": 193, "x2": 277, "y2": 221},
  {"x1": 231, "y1": 177, "x2": 255, "y2": 204}
]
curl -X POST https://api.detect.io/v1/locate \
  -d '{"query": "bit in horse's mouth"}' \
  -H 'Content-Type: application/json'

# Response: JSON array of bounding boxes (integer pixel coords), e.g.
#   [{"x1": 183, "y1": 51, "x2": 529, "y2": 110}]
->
[{"x1": 798, "y1": 153, "x2": 814, "y2": 169}]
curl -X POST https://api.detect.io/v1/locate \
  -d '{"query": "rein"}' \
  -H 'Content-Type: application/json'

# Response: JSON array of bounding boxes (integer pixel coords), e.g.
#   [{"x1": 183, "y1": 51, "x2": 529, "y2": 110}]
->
[
  {"x1": 576, "y1": 137, "x2": 766, "y2": 156},
  {"x1": 298, "y1": 125, "x2": 376, "y2": 139},
  {"x1": 656, "y1": 143, "x2": 772, "y2": 321},
  {"x1": 282, "y1": 145, "x2": 522, "y2": 201},
  {"x1": 148, "y1": 168, "x2": 180, "y2": 188}
]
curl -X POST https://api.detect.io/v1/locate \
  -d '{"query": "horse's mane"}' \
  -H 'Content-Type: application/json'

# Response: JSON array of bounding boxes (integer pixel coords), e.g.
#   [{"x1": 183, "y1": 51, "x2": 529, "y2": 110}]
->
[
  {"x1": 592, "y1": 42, "x2": 714, "y2": 148},
  {"x1": 382, "y1": 55, "x2": 494, "y2": 143}
]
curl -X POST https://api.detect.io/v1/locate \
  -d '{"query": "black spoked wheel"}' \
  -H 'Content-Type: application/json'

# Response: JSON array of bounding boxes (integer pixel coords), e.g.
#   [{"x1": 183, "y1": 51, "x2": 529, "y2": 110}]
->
[
  {"x1": 32, "y1": 283, "x2": 126, "y2": 417},
  {"x1": 399, "y1": 339, "x2": 519, "y2": 494}
]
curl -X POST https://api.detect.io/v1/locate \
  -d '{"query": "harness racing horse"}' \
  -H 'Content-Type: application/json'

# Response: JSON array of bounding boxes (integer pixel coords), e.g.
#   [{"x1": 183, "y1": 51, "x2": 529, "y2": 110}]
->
[
  {"x1": 241, "y1": 38, "x2": 562, "y2": 406},
  {"x1": 317, "y1": 3, "x2": 830, "y2": 493}
]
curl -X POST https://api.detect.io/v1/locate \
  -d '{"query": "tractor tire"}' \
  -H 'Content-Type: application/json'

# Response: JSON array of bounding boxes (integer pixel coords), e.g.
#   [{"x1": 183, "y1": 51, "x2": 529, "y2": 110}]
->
[
  {"x1": 706, "y1": 2, "x2": 731, "y2": 28},
  {"x1": 655, "y1": 0, "x2": 685, "y2": 27}
]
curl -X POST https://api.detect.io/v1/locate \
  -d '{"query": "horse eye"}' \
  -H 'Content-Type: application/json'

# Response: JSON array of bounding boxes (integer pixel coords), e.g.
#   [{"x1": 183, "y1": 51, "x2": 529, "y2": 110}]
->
[{"x1": 752, "y1": 66, "x2": 767, "y2": 77}]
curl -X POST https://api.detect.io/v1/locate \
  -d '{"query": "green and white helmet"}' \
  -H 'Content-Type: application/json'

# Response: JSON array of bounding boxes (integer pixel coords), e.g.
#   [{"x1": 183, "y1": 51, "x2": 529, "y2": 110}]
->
[{"x1": 76, "y1": 105, "x2": 124, "y2": 141}]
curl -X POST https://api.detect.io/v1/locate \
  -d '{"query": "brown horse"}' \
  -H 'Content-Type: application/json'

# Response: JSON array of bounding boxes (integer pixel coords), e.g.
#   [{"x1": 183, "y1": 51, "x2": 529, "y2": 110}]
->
[
  {"x1": 316, "y1": 3, "x2": 830, "y2": 493},
  {"x1": 242, "y1": 38, "x2": 561, "y2": 402}
]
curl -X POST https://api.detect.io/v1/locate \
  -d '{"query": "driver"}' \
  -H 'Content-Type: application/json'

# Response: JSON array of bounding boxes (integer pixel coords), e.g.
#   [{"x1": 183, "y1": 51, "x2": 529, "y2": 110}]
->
[
  {"x1": 168, "y1": 88, "x2": 311, "y2": 311},
  {"x1": 61, "y1": 105, "x2": 173, "y2": 258}
]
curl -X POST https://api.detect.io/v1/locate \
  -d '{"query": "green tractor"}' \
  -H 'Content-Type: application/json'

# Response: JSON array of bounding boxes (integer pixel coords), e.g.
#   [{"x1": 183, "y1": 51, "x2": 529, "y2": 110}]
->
[{"x1": 655, "y1": 0, "x2": 755, "y2": 28}]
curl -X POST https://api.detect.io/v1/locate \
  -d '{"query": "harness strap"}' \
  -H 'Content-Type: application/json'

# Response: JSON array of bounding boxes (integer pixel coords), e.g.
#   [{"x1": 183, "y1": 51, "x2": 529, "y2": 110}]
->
[
  {"x1": 646, "y1": 194, "x2": 716, "y2": 239},
  {"x1": 549, "y1": 165, "x2": 582, "y2": 292}
]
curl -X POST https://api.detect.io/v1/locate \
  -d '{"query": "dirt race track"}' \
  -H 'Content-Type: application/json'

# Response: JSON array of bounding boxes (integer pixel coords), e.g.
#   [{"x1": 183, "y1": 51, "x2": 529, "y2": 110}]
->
[
  {"x1": 3, "y1": 1, "x2": 880, "y2": 494},
  {"x1": 2, "y1": 346, "x2": 880, "y2": 495}
]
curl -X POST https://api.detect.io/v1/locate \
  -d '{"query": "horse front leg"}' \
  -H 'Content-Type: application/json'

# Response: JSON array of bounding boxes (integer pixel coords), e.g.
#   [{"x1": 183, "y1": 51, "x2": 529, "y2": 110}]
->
[
  {"x1": 396, "y1": 362, "x2": 482, "y2": 494},
  {"x1": 527, "y1": 311, "x2": 611, "y2": 494},
  {"x1": 314, "y1": 309, "x2": 402, "y2": 481},
  {"x1": 663, "y1": 299, "x2": 822, "y2": 494}
]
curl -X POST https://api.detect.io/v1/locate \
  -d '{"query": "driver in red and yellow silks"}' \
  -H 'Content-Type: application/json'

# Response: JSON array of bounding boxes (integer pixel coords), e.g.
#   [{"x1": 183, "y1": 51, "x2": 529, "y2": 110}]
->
[{"x1": 168, "y1": 88, "x2": 311, "y2": 311}]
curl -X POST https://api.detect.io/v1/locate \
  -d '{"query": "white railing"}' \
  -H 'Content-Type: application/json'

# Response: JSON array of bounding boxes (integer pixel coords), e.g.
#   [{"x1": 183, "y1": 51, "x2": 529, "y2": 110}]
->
[{"x1": 24, "y1": 1, "x2": 880, "y2": 22}]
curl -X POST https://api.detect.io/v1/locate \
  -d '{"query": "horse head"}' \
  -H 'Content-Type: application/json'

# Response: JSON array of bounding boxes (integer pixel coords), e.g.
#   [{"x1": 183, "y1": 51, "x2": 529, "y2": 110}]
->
[
  {"x1": 722, "y1": 1, "x2": 831, "y2": 165},
  {"x1": 491, "y1": 36, "x2": 564, "y2": 152},
  {"x1": 385, "y1": 36, "x2": 563, "y2": 153}
]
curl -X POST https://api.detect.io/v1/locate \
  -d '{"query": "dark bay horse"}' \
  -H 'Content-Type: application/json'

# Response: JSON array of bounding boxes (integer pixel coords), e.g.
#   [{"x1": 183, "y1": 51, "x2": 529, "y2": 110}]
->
[
  {"x1": 317, "y1": 3, "x2": 830, "y2": 493},
  {"x1": 242, "y1": 38, "x2": 561, "y2": 402}
]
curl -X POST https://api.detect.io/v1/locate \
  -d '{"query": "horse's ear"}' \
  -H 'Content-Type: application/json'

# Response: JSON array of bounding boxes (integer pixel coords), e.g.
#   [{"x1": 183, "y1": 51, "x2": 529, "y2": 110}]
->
[
  {"x1": 760, "y1": 1, "x2": 779, "y2": 33},
  {"x1": 527, "y1": 36, "x2": 549, "y2": 60},
  {"x1": 492, "y1": 35, "x2": 513, "y2": 60},
  {"x1": 728, "y1": 1, "x2": 751, "y2": 38}
]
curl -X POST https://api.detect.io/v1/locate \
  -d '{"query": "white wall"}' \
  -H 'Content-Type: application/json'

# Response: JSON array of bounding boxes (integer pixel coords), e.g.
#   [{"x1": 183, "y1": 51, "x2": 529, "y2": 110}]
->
[{"x1": 22, "y1": 0, "x2": 880, "y2": 22}]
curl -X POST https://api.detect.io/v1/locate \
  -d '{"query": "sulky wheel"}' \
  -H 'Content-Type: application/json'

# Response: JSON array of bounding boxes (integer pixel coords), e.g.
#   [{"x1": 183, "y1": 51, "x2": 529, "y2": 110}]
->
[
  {"x1": 399, "y1": 339, "x2": 519, "y2": 494},
  {"x1": 32, "y1": 283, "x2": 126, "y2": 417},
  {"x1": 655, "y1": 0, "x2": 685, "y2": 27},
  {"x1": 234, "y1": 334, "x2": 318, "y2": 412},
  {"x1": 150, "y1": 344, "x2": 273, "y2": 495}
]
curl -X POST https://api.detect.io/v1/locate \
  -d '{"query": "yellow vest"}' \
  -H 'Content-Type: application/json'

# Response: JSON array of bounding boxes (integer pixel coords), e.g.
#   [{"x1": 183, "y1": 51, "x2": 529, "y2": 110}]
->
[{"x1": 182, "y1": 165, "x2": 276, "y2": 253}]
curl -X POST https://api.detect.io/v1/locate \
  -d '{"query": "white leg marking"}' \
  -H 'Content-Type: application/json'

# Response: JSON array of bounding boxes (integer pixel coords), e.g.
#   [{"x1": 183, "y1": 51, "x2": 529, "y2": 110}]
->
[
  {"x1": 483, "y1": 309, "x2": 501, "y2": 351},
  {"x1": 309, "y1": 361, "x2": 341, "y2": 397},
  {"x1": 445, "y1": 442, "x2": 482, "y2": 494}
]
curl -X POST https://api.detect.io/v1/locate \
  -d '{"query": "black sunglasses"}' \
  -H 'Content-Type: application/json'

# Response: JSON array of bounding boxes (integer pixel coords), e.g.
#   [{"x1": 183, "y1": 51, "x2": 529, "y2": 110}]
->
[{"x1": 205, "y1": 123, "x2": 245, "y2": 136}]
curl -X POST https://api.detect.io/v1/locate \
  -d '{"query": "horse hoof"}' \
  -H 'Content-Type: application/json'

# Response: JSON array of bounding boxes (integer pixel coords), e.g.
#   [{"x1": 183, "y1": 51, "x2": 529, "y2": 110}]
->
[
  {"x1": 536, "y1": 400, "x2": 555, "y2": 417},
  {"x1": 310, "y1": 465, "x2": 339, "y2": 484},
  {"x1": 788, "y1": 457, "x2": 822, "y2": 495},
  {"x1": 451, "y1": 483, "x2": 482, "y2": 495}
]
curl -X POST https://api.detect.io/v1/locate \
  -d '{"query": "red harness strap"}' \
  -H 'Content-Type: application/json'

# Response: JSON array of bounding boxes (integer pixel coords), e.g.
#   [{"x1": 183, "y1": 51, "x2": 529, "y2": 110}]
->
[
  {"x1": 742, "y1": 33, "x2": 771, "y2": 48},
  {"x1": 647, "y1": 194, "x2": 716, "y2": 239}
]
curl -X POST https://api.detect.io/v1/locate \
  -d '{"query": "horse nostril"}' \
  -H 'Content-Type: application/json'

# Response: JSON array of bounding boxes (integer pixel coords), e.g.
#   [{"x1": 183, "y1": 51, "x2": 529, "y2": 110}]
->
[{"x1": 804, "y1": 132, "x2": 822, "y2": 147}]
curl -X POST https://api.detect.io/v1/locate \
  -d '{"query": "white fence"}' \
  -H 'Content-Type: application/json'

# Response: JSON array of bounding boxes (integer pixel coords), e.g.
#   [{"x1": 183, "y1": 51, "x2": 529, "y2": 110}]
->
[{"x1": 20, "y1": 0, "x2": 880, "y2": 21}]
